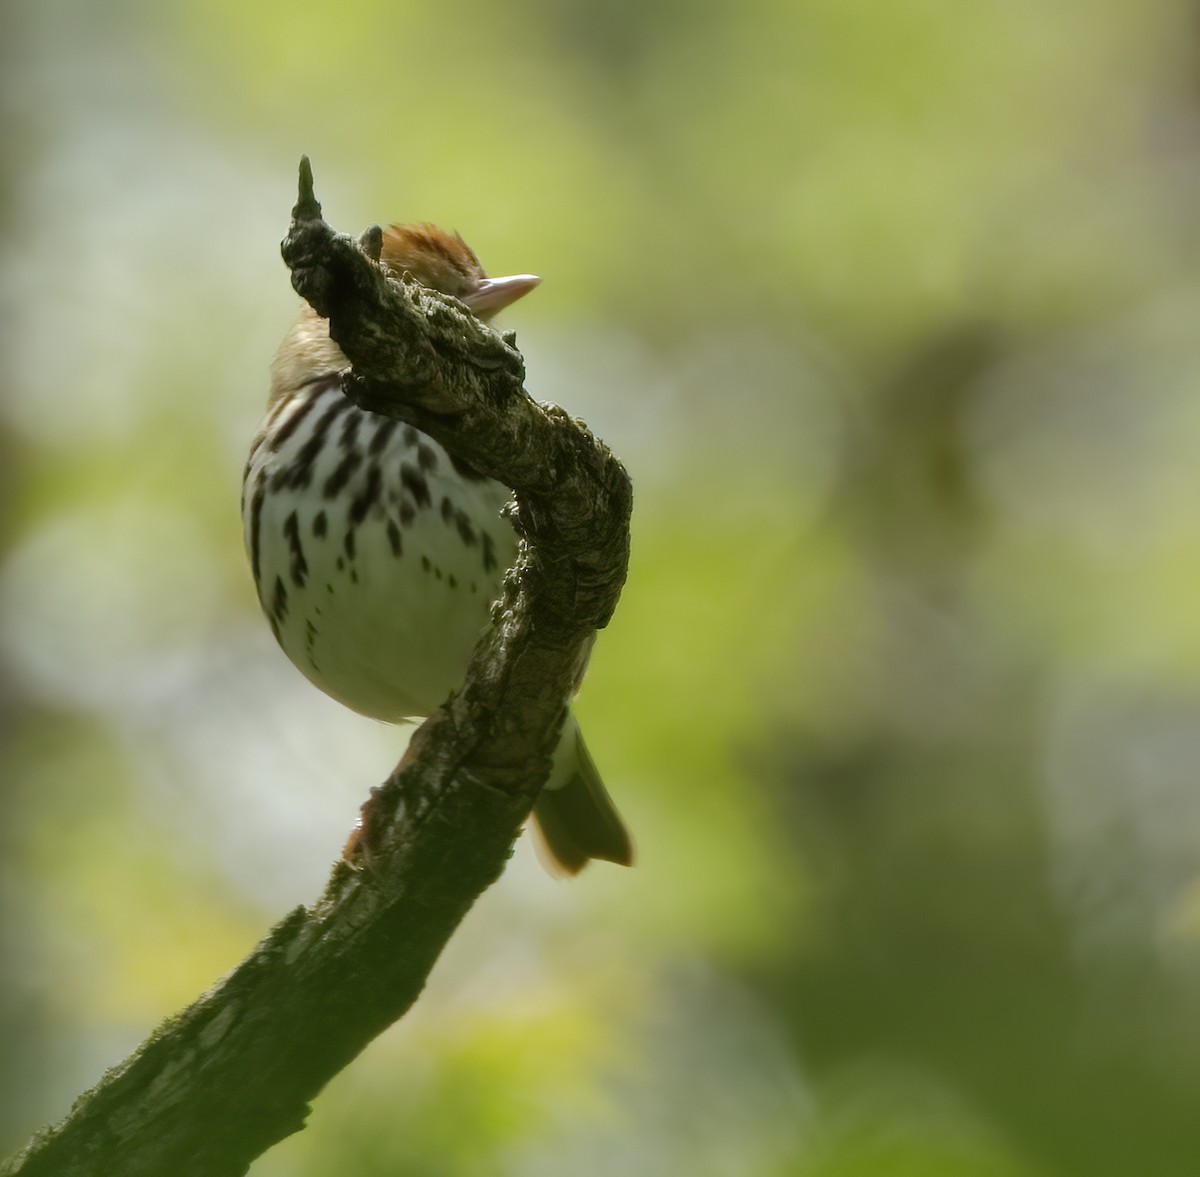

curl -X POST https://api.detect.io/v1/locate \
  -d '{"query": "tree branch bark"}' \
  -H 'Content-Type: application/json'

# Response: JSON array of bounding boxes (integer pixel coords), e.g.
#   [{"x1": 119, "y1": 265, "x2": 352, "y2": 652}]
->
[{"x1": 1, "y1": 156, "x2": 633, "y2": 1177}]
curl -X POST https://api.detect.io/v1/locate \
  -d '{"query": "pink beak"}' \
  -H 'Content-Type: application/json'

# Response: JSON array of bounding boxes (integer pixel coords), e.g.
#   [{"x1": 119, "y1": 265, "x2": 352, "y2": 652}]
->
[{"x1": 461, "y1": 273, "x2": 542, "y2": 318}]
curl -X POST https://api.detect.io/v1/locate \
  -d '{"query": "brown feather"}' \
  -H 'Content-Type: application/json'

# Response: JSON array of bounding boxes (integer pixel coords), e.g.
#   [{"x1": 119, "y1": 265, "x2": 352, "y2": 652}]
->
[{"x1": 380, "y1": 223, "x2": 486, "y2": 300}]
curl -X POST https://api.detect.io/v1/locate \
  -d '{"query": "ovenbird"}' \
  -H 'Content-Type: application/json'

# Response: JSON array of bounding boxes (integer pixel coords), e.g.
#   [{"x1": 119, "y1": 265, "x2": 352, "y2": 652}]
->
[{"x1": 242, "y1": 224, "x2": 632, "y2": 873}]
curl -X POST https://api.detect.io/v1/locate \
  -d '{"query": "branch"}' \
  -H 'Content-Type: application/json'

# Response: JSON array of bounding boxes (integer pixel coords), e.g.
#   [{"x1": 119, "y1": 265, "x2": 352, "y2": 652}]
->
[{"x1": 2, "y1": 157, "x2": 633, "y2": 1177}]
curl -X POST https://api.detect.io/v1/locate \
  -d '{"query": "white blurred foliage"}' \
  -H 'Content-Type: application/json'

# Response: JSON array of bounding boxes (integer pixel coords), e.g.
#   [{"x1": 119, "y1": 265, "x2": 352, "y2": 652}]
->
[
  {"x1": 968, "y1": 291, "x2": 1200, "y2": 550},
  {"x1": 1045, "y1": 677, "x2": 1200, "y2": 975},
  {"x1": 0, "y1": 4, "x2": 318, "y2": 459},
  {"x1": 516, "y1": 963, "x2": 813, "y2": 1177},
  {"x1": 0, "y1": 496, "x2": 399, "y2": 902}
]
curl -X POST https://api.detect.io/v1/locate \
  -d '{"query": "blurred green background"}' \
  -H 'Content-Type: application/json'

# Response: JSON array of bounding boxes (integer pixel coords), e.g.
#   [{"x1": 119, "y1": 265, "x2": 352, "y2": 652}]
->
[{"x1": 4, "y1": 1, "x2": 1200, "y2": 1173}]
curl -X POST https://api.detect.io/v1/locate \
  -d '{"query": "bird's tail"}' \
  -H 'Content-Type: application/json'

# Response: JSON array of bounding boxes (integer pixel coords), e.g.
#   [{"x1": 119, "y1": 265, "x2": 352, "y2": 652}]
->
[{"x1": 532, "y1": 713, "x2": 633, "y2": 875}]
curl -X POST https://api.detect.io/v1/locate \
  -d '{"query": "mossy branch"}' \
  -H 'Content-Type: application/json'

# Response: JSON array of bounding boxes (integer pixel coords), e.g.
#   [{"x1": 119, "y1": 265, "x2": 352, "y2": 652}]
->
[{"x1": 1, "y1": 157, "x2": 632, "y2": 1177}]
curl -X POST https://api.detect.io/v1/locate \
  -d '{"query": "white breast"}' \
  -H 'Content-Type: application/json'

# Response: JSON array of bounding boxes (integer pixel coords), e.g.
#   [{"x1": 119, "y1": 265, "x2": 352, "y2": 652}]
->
[{"x1": 243, "y1": 380, "x2": 517, "y2": 720}]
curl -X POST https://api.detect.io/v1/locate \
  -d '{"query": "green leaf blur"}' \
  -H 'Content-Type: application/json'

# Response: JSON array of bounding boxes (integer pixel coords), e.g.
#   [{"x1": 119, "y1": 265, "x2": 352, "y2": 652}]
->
[{"x1": 3, "y1": 1, "x2": 1199, "y2": 1174}]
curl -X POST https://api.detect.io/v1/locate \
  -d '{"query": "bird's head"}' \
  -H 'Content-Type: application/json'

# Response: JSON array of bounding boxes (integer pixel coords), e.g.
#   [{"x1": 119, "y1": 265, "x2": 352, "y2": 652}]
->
[
  {"x1": 380, "y1": 224, "x2": 541, "y2": 321},
  {"x1": 270, "y1": 223, "x2": 538, "y2": 406}
]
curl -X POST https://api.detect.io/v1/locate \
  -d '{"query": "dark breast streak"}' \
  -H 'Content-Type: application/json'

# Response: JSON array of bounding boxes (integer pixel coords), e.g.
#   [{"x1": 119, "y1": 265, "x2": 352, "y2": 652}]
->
[
  {"x1": 243, "y1": 372, "x2": 528, "y2": 719},
  {"x1": 245, "y1": 383, "x2": 516, "y2": 650}
]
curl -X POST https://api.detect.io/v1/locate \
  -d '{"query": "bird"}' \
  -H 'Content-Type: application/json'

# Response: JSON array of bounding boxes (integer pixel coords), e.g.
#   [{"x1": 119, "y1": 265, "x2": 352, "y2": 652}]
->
[{"x1": 242, "y1": 223, "x2": 632, "y2": 873}]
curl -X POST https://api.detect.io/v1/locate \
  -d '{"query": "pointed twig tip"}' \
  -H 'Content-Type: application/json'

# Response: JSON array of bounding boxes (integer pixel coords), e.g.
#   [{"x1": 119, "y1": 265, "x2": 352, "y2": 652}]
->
[{"x1": 293, "y1": 155, "x2": 322, "y2": 223}]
